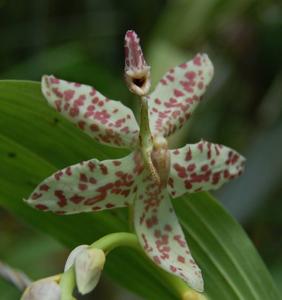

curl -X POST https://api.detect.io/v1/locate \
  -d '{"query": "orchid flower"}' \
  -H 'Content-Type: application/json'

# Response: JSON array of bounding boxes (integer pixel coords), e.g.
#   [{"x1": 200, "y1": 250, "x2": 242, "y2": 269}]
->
[{"x1": 26, "y1": 30, "x2": 245, "y2": 292}]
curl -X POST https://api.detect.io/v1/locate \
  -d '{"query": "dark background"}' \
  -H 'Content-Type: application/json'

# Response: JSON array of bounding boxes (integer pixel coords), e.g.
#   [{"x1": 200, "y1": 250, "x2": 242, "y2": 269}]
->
[{"x1": 0, "y1": 0, "x2": 281, "y2": 298}]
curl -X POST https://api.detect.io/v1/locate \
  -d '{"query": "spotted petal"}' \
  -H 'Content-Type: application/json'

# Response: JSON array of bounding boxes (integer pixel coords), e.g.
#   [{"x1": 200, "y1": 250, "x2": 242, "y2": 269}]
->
[
  {"x1": 147, "y1": 54, "x2": 214, "y2": 137},
  {"x1": 168, "y1": 140, "x2": 246, "y2": 198},
  {"x1": 134, "y1": 172, "x2": 203, "y2": 291},
  {"x1": 26, "y1": 151, "x2": 144, "y2": 214},
  {"x1": 42, "y1": 75, "x2": 139, "y2": 149}
]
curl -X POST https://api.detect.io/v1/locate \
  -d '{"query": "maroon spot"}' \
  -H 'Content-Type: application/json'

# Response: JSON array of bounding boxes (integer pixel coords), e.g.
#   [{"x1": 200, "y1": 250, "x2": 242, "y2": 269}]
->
[
  {"x1": 154, "y1": 98, "x2": 161, "y2": 105},
  {"x1": 52, "y1": 87, "x2": 63, "y2": 98},
  {"x1": 201, "y1": 164, "x2": 209, "y2": 171},
  {"x1": 39, "y1": 184, "x2": 49, "y2": 191},
  {"x1": 35, "y1": 204, "x2": 48, "y2": 211},
  {"x1": 164, "y1": 224, "x2": 172, "y2": 232},
  {"x1": 90, "y1": 88, "x2": 96, "y2": 96},
  {"x1": 69, "y1": 106, "x2": 79, "y2": 117},
  {"x1": 92, "y1": 206, "x2": 101, "y2": 211},
  {"x1": 70, "y1": 194, "x2": 85, "y2": 204},
  {"x1": 54, "y1": 100, "x2": 62, "y2": 112},
  {"x1": 74, "y1": 95, "x2": 86, "y2": 106},
  {"x1": 193, "y1": 55, "x2": 202, "y2": 66},
  {"x1": 89, "y1": 177, "x2": 97, "y2": 184},
  {"x1": 197, "y1": 81, "x2": 204, "y2": 89},
  {"x1": 88, "y1": 161, "x2": 96, "y2": 171},
  {"x1": 50, "y1": 77, "x2": 60, "y2": 84},
  {"x1": 174, "y1": 235, "x2": 186, "y2": 247},
  {"x1": 79, "y1": 173, "x2": 88, "y2": 182},
  {"x1": 78, "y1": 183, "x2": 88, "y2": 191},
  {"x1": 185, "y1": 148, "x2": 192, "y2": 161},
  {"x1": 187, "y1": 163, "x2": 196, "y2": 172},
  {"x1": 54, "y1": 190, "x2": 67, "y2": 207},
  {"x1": 173, "y1": 149, "x2": 180, "y2": 155},
  {"x1": 77, "y1": 121, "x2": 86, "y2": 130},
  {"x1": 177, "y1": 255, "x2": 185, "y2": 263},
  {"x1": 153, "y1": 256, "x2": 161, "y2": 265},
  {"x1": 185, "y1": 180, "x2": 193, "y2": 189},
  {"x1": 92, "y1": 97, "x2": 99, "y2": 104},
  {"x1": 54, "y1": 171, "x2": 63, "y2": 181},
  {"x1": 154, "y1": 230, "x2": 161, "y2": 238},
  {"x1": 212, "y1": 172, "x2": 221, "y2": 184},
  {"x1": 173, "y1": 163, "x2": 187, "y2": 178},
  {"x1": 197, "y1": 142, "x2": 203, "y2": 152},
  {"x1": 99, "y1": 164, "x2": 108, "y2": 175},
  {"x1": 32, "y1": 193, "x2": 42, "y2": 200},
  {"x1": 167, "y1": 75, "x2": 175, "y2": 82},
  {"x1": 185, "y1": 71, "x2": 196, "y2": 80},
  {"x1": 63, "y1": 103, "x2": 70, "y2": 111},
  {"x1": 90, "y1": 124, "x2": 99, "y2": 132},
  {"x1": 65, "y1": 167, "x2": 72, "y2": 176},
  {"x1": 64, "y1": 89, "x2": 75, "y2": 101},
  {"x1": 170, "y1": 265, "x2": 177, "y2": 272},
  {"x1": 224, "y1": 170, "x2": 230, "y2": 179},
  {"x1": 146, "y1": 216, "x2": 158, "y2": 228}
]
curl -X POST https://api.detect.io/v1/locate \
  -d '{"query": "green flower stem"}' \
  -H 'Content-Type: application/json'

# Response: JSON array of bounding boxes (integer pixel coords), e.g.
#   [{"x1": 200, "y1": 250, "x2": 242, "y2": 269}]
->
[
  {"x1": 90, "y1": 232, "x2": 140, "y2": 253},
  {"x1": 90, "y1": 232, "x2": 206, "y2": 300},
  {"x1": 60, "y1": 267, "x2": 76, "y2": 300}
]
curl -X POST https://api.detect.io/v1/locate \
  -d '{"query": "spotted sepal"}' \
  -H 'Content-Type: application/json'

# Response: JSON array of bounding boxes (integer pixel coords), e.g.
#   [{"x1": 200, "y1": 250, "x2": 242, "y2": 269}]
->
[
  {"x1": 168, "y1": 141, "x2": 246, "y2": 198},
  {"x1": 147, "y1": 54, "x2": 214, "y2": 137},
  {"x1": 25, "y1": 151, "x2": 144, "y2": 214},
  {"x1": 42, "y1": 75, "x2": 140, "y2": 149},
  {"x1": 134, "y1": 172, "x2": 204, "y2": 292}
]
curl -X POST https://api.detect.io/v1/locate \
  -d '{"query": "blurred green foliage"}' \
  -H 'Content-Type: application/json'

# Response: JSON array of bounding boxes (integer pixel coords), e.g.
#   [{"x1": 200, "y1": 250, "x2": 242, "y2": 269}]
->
[{"x1": 0, "y1": 0, "x2": 281, "y2": 298}]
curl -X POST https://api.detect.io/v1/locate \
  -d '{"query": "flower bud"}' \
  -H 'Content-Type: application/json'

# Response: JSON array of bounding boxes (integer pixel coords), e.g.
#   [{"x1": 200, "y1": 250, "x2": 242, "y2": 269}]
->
[
  {"x1": 64, "y1": 244, "x2": 88, "y2": 272},
  {"x1": 75, "y1": 248, "x2": 106, "y2": 295},
  {"x1": 21, "y1": 278, "x2": 61, "y2": 300},
  {"x1": 124, "y1": 30, "x2": 151, "y2": 96}
]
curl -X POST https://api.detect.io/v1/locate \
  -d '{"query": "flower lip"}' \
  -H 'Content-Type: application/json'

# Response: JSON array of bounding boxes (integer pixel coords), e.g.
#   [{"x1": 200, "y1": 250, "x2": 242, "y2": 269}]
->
[{"x1": 124, "y1": 30, "x2": 151, "y2": 96}]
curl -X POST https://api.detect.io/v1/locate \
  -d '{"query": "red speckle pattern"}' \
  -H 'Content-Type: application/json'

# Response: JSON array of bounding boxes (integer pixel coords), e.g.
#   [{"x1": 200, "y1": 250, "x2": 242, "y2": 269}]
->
[
  {"x1": 27, "y1": 151, "x2": 143, "y2": 214},
  {"x1": 168, "y1": 140, "x2": 245, "y2": 198},
  {"x1": 134, "y1": 171, "x2": 203, "y2": 292},
  {"x1": 42, "y1": 75, "x2": 139, "y2": 149},
  {"x1": 147, "y1": 54, "x2": 214, "y2": 137}
]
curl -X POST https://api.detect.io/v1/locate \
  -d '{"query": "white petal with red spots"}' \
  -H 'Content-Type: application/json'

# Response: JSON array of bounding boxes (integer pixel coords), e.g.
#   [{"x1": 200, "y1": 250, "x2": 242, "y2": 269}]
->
[
  {"x1": 168, "y1": 141, "x2": 246, "y2": 198},
  {"x1": 134, "y1": 172, "x2": 203, "y2": 292},
  {"x1": 42, "y1": 75, "x2": 140, "y2": 149},
  {"x1": 26, "y1": 151, "x2": 144, "y2": 214},
  {"x1": 147, "y1": 54, "x2": 214, "y2": 137}
]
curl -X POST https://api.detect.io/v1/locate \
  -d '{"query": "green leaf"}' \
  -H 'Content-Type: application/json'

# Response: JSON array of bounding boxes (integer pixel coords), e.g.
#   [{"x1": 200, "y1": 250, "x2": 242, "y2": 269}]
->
[{"x1": 0, "y1": 80, "x2": 280, "y2": 300}]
